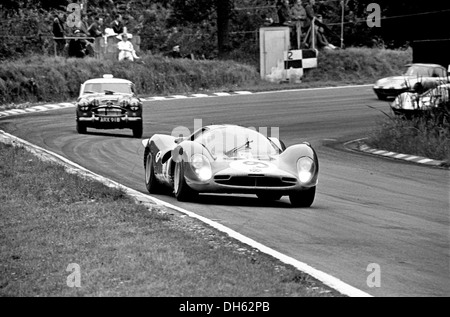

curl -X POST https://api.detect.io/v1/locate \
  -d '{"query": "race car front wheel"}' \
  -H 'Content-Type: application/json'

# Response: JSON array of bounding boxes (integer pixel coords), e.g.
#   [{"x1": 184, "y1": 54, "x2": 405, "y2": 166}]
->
[
  {"x1": 289, "y1": 186, "x2": 316, "y2": 208},
  {"x1": 174, "y1": 162, "x2": 198, "y2": 202},
  {"x1": 144, "y1": 151, "x2": 162, "y2": 194}
]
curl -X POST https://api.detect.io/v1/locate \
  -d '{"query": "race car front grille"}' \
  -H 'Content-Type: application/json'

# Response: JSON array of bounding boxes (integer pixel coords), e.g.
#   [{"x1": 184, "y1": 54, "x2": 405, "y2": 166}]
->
[{"x1": 214, "y1": 176, "x2": 297, "y2": 187}]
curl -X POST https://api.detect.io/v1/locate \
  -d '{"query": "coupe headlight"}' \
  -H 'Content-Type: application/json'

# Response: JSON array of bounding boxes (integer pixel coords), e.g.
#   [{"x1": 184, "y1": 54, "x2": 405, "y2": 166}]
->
[
  {"x1": 191, "y1": 154, "x2": 212, "y2": 181},
  {"x1": 129, "y1": 99, "x2": 140, "y2": 111},
  {"x1": 297, "y1": 157, "x2": 314, "y2": 183},
  {"x1": 78, "y1": 98, "x2": 90, "y2": 111}
]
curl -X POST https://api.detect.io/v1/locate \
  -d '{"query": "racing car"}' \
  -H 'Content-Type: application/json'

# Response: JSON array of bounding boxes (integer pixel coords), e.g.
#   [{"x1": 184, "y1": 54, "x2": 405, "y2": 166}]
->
[
  {"x1": 390, "y1": 83, "x2": 450, "y2": 118},
  {"x1": 373, "y1": 63, "x2": 449, "y2": 100},
  {"x1": 75, "y1": 74, "x2": 143, "y2": 138},
  {"x1": 142, "y1": 124, "x2": 319, "y2": 207}
]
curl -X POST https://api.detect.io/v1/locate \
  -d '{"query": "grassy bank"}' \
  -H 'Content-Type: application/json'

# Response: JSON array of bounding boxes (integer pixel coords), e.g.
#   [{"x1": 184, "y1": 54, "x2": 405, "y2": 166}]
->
[
  {"x1": 0, "y1": 54, "x2": 260, "y2": 105},
  {"x1": 0, "y1": 47, "x2": 412, "y2": 106},
  {"x1": 0, "y1": 142, "x2": 340, "y2": 297},
  {"x1": 366, "y1": 109, "x2": 450, "y2": 162}
]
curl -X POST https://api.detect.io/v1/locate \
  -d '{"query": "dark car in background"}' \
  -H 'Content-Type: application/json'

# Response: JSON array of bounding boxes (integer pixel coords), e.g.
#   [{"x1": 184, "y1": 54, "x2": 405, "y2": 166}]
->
[{"x1": 76, "y1": 75, "x2": 143, "y2": 138}]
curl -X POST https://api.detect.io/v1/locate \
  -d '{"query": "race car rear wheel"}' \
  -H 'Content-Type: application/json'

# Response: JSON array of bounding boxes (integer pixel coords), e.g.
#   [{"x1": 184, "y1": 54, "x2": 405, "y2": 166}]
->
[
  {"x1": 174, "y1": 162, "x2": 198, "y2": 201},
  {"x1": 144, "y1": 151, "x2": 162, "y2": 194},
  {"x1": 132, "y1": 122, "x2": 143, "y2": 138},
  {"x1": 76, "y1": 121, "x2": 86, "y2": 134},
  {"x1": 257, "y1": 193, "x2": 283, "y2": 201},
  {"x1": 289, "y1": 186, "x2": 316, "y2": 208}
]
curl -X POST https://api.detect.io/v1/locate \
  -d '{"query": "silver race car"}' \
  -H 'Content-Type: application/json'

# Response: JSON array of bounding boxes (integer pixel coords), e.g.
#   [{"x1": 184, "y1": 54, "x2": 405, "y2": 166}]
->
[
  {"x1": 373, "y1": 63, "x2": 448, "y2": 100},
  {"x1": 142, "y1": 125, "x2": 319, "y2": 207}
]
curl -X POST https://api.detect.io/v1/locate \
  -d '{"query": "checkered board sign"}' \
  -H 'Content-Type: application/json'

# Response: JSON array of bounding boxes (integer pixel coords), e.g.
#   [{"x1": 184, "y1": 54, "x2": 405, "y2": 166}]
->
[{"x1": 284, "y1": 49, "x2": 318, "y2": 70}]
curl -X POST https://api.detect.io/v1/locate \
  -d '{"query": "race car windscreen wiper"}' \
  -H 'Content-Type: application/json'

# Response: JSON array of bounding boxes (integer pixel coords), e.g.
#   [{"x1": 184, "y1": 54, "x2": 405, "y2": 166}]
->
[{"x1": 225, "y1": 139, "x2": 253, "y2": 156}]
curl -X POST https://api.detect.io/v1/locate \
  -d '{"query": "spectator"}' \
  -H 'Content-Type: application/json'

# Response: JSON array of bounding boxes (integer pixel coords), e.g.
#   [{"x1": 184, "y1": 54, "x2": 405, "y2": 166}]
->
[
  {"x1": 261, "y1": 14, "x2": 274, "y2": 26},
  {"x1": 291, "y1": 0, "x2": 307, "y2": 49},
  {"x1": 75, "y1": 14, "x2": 90, "y2": 36},
  {"x1": 315, "y1": 15, "x2": 337, "y2": 50},
  {"x1": 110, "y1": 14, "x2": 124, "y2": 35},
  {"x1": 117, "y1": 32, "x2": 139, "y2": 61},
  {"x1": 276, "y1": 0, "x2": 292, "y2": 26},
  {"x1": 170, "y1": 45, "x2": 182, "y2": 58},
  {"x1": 52, "y1": 11, "x2": 66, "y2": 56},
  {"x1": 88, "y1": 16, "x2": 104, "y2": 38},
  {"x1": 303, "y1": 0, "x2": 316, "y2": 33},
  {"x1": 68, "y1": 29, "x2": 88, "y2": 58}
]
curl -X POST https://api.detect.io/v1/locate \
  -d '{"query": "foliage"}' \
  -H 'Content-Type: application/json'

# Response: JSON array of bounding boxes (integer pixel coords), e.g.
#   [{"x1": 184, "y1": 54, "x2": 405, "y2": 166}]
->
[
  {"x1": 367, "y1": 102, "x2": 450, "y2": 162},
  {"x1": 0, "y1": 54, "x2": 260, "y2": 104}
]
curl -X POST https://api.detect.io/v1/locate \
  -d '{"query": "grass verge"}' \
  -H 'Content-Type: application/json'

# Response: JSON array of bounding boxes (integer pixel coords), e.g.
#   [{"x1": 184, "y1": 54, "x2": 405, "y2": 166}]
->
[
  {"x1": 0, "y1": 142, "x2": 341, "y2": 297},
  {"x1": 366, "y1": 108, "x2": 450, "y2": 162}
]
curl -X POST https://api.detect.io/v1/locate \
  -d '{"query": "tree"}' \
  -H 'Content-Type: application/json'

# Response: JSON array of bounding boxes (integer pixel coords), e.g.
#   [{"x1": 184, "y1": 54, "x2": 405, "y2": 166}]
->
[{"x1": 215, "y1": 0, "x2": 233, "y2": 56}]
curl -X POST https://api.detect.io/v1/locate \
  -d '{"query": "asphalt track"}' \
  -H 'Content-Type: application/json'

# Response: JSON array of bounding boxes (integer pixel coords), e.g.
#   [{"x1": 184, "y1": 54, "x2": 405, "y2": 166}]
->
[{"x1": 1, "y1": 85, "x2": 448, "y2": 297}]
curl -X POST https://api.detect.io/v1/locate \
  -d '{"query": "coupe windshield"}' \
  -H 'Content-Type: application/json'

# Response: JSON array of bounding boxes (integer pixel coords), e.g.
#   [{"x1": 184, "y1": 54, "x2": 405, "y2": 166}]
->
[
  {"x1": 82, "y1": 82, "x2": 132, "y2": 95},
  {"x1": 195, "y1": 126, "x2": 280, "y2": 158},
  {"x1": 404, "y1": 65, "x2": 445, "y2": 77}
]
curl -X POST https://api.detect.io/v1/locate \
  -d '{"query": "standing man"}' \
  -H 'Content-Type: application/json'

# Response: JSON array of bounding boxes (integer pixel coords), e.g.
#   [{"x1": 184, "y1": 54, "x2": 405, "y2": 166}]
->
[
  {"x1": 291, "y1": 0, "x2": 307, "y2": 49},
  {"x1": 88, "y1": 16, "x2": 104, "y2": 38},
  {"x1": 53, "y1": 11, "x2": 66, "y2": 56},
  {"x1": 276, "y1": 0, "x2": 292, "y2": 26}
]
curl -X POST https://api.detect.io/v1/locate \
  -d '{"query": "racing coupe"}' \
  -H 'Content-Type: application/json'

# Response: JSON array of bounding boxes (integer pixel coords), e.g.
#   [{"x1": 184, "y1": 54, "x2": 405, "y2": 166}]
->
[
  {"x1": 373, "y1": 63, "x2": 449, "y2": 100},
  {"x1": 76, "y1": 75, "x2": 143, "y2": 138},
  {"x1": 142, "y1": 125, "x2": 319, "y2": 207}
]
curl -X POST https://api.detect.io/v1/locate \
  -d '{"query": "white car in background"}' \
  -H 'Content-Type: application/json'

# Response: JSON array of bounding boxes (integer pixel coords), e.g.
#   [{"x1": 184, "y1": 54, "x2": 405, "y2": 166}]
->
[{"x1": 373, "y1": 63, "x2": 449, "y2": 100}]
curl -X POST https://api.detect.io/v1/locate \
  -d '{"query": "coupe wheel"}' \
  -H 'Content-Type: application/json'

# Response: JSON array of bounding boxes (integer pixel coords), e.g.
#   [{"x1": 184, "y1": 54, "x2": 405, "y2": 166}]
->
[
  {"x1": 144, "y1": 151, "x2": 162, "y2": 194},
  {"x1": 76, "y1": 120, "x2": 86, "y2": 134},
  {"x1": 289, "y1": 186, "x2": 316, "y2": 208},
  {"x1": 174, "y1": 162, "x2": 197, "y2": 201}
]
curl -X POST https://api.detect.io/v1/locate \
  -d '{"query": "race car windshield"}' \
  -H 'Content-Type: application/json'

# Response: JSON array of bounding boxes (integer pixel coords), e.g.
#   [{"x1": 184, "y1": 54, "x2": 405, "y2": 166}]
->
[
  {"x1": 196, "y1": 126, "x2": 280, "y2": 157},
  {"x1": 404, "y1": 65, "x2": 444, "y2": 77},
  {"x1": 83, "y1": 83, "x2": 132, "y2": 95}
]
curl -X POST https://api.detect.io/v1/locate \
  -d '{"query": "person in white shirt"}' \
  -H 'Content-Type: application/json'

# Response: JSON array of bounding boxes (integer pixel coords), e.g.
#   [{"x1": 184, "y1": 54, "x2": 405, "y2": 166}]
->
[{"x1": 117, "y1": 33, "x2": 139, "y2": 61}]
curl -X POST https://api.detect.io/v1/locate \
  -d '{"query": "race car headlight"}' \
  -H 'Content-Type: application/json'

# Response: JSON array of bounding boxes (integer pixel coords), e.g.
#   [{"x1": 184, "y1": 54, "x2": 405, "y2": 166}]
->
[
  {"x1": 191, "y1": 154, "x2": 212, "y2": 181},
  {"x1": 297, "y1": 157, "x2": 314, "y2": 184}
]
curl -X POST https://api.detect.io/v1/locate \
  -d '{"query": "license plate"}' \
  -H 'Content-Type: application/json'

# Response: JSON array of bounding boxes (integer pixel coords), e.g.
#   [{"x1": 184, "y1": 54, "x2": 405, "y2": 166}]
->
[{"x1": 99, "y1": 117, "x2": 121, "y2": 123}]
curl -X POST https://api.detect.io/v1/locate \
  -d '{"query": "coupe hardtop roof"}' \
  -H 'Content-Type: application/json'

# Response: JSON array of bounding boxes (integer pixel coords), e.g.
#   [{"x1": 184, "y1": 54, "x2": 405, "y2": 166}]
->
[
  {"x1": 83, "y1": 76, "x2": 133, "y2": 85},
  {"x1": 406, "y1": 63, "x2": 445, "y2": 69}
]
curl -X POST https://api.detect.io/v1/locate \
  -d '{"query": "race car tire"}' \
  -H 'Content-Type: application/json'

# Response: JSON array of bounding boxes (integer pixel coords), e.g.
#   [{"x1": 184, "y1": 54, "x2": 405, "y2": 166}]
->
[
  {"x1": 144, "y1": 150, "x2": 162, "y2": 194},
  {"x1": 289, "y1": 186, "x2": 316, "y2": 207},
  {"x1": 132, "y1": 122, "x2": 143, "y2": 138},
  {"x1": 174, "y1": 162, "x2": 198, "y2": 201},
  {"x1": 257, "y1": 193, "x2": 283, "y2": 201},
  {"x1": 76, "y1": 121, "x2": 87, "y2": 134}
]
